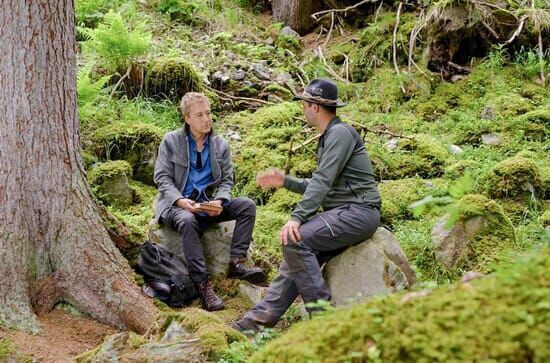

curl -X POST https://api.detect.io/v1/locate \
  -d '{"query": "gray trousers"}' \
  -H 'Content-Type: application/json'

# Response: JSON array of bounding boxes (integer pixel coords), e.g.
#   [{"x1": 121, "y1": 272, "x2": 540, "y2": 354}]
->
[
  {"x1": 243, "y1": 203, "x2": 380, "y2": 327},
  {"x1": 162, "y1": 197, "x2": 256, "y2": 283}
]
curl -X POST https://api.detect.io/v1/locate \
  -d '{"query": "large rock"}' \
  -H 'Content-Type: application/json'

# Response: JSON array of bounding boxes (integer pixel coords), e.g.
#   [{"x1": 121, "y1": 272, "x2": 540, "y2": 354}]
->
[
  {"x1": 323, "y1": 227, "x2": 416, "y2": 306},
  {"x1": 430, "y1": 194, "x2": 516, "y2": 273},
  {"x1": 148, "y1": 220, "x2": 238, "y2": 275},
  {"x1": 431, "y1": 215, "x2": 489, "y2": 269}
]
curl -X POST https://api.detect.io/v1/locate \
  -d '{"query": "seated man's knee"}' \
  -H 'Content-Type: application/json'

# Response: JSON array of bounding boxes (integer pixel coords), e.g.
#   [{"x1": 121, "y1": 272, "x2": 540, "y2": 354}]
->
[
  {"x1": 238, "y1": 197, "x2": 256, "y2": 214},
  {"x1": 173, "y1": 212, "x2": 198, "y2": 233}
]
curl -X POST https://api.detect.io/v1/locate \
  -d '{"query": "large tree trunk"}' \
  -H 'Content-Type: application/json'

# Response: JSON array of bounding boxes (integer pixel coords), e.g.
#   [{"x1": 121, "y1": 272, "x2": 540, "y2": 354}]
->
[
  {"x1": 272, "y1": 0, "x2": 312, "y2": 35},
  {"x1": 0, "y1": 1, "x2": 155, "y2": 333}
]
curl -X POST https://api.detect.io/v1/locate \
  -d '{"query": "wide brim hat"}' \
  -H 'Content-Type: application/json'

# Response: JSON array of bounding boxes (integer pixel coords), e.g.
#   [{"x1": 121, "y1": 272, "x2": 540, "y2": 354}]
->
[{"x1": 293, "y1": 78, "x2": 347, "y2": 107}]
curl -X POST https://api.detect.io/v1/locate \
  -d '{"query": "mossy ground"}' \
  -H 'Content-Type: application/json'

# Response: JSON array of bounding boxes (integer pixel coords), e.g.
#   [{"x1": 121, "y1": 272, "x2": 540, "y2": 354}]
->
[{"x1": 251, "y1": 247, "x2": 550, "y2": 362}]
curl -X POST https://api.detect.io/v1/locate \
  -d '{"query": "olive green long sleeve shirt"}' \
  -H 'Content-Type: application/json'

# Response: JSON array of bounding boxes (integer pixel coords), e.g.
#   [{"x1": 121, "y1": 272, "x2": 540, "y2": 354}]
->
[{"x1": 284, "y1": 117, "x2": 380, "y2": 223}]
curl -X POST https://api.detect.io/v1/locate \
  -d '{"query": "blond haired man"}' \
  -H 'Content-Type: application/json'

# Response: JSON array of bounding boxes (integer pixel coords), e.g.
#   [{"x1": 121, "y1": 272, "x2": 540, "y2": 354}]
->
[{"x1": 154, "y1": 92, "x2": 266, "y2": 311}]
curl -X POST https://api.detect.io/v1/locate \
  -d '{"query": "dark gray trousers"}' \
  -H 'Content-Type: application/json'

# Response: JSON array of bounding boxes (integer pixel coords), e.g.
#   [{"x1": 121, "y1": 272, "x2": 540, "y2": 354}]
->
[
  {"x1": 243, "y1": 203, "x2": 380, "y2": 327},
  {"x1": 162, "y1": 197, "x2": 256, "y2": 283}
]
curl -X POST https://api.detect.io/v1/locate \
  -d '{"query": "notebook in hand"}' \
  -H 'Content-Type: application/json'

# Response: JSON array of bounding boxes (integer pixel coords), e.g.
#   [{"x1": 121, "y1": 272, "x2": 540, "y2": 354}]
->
[{"x1": 195, "y1": 202, "x2": 223, "y2": 213}]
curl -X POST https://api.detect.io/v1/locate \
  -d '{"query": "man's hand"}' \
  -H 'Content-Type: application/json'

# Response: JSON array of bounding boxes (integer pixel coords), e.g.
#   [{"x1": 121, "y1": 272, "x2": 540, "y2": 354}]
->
[
  {"x1": 176, "y1": 198, "x2": 199, "y2": 213},
  {"x1": 257, "y1": 168, "x2": 285, "y2": 189},
  {"x1": 204, "y1": 200, "x2": 223, "y2": 217},
  {"x1": 279, "y1": 220, "x2": 302, "y2": 245}
]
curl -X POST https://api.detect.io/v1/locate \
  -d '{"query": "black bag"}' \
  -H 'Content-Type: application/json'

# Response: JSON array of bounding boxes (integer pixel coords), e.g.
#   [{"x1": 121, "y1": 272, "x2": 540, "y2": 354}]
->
[{"x1": 137, "y1": 241, "x2": 199, "y2": 307}]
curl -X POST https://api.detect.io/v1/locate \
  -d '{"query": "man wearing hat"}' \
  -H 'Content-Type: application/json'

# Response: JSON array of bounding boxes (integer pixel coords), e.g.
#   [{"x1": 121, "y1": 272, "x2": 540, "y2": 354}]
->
[{"x1": 233, "y1": 79, "x2": 381, "y2": 333}]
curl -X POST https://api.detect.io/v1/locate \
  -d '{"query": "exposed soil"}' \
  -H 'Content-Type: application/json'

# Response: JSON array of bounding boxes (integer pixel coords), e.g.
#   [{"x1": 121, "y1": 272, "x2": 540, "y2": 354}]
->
[{"x1": 0, "y1": 309, "x2": 120, "y2": 362}]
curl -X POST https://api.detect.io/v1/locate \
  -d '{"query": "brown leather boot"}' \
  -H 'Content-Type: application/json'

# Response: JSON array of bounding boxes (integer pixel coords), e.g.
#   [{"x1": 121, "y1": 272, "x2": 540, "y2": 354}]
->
[
  {"x1": 227, "y1": 257, "x2": 267, "y2": 285},
  {"x1": 196, "y1": 280, "x2": 225, "y2": 311}
]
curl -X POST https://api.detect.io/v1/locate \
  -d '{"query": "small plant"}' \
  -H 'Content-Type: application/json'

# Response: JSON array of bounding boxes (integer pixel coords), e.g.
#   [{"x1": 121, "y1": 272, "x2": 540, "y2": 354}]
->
[
  {"x1": 480, "y1": 45, "x2": 507, "y2": 70},
  {"x1": 410, "y1": 172, "x2": 474, "y2": 228},
  {"x1": 77, "y1": 65, "x2": 110, "y2": 107},
  {"x1": 514, "y1": 47, "x2": 550, "y2": 81},
  {"x1": 218, "y1": 328, "x2": 279, "y2": 363},
  {"x1": 80, "y1": 11, "x2": 151, "y2": 73}
]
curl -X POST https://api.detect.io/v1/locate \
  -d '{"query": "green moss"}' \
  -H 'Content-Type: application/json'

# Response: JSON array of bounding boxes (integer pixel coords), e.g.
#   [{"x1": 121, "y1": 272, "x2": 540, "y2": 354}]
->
[
  {"x1": 0, "y1": 338, "x2": 32, "y2": 362},
  {"x1": 158, "y1": 308, "x2": 247, "y2": 359},
  {"x1": 91, "y1": 121, "x2": 163, "y2": 184},
  {"x1": 263, "y1": 83, "x2": 293, "y2": 99},
  {"x1": 451, "y1": 194, "x2": 516, "y2": 273},
  {"x1": 275, "y1": 35, "x2": 301, "y2": 53},
  {"x1": 493, "y1": 94, "x2": 534, "y2": 117},
  {"x1": 251, "y1": 206, "x2": 288, "y2": 278},
  {"x1": 81, "y1": 151, "x2": 99, "y2": 170},
  {"x1": 519, "y1": 107, "x2": 550, "y2": 126},
  {"x1": 251, "y1": 247, "x2": 550, "y2": 362},
  {"x1": 444, "y1": 159, "x2": 479, "y2": 179},
  {"x1": 144, "y1": 57, "x2": 204, "y2": 100},
  {"x1": 379, "y1": 178, "x2": 447, "y2": 225},
  {"x1": 266, "y1": 189, "x2": 302, "y2": 213},
  {"x1": 352, "y1": 13, "x2": 417, "y2": 82},
  {"x1": 485, "y1": 156, "x2": 543, "y2": 199},
  {"x1": 371, "y1": 134, "x2": 451, "y2": 180},
  {"x1": 87, "y1": 160, "x2": 133, "y2": 186},
  {"x1": 224, "y1": 102, "x2": 310, "y2": 200},
  {"x1": 540, "y1": 209, "x2": 550, "y2": 227}
]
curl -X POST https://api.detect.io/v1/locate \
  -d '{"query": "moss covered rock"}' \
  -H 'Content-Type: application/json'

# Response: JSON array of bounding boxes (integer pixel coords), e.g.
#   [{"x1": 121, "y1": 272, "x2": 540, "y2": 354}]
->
[
  {"x1": 431, "y1": 194, "x2": 515, "y2": 273},
  {"x1": 371, "y1": 134, "x2": 450, "y2": 180},
  {"x1": 485, "y1": 156, "x2": 543, "y2": 199},
  {"x1": 250, "y1": 247, "x2": 550, "y2": 362},
  {"x1": 91, "y1": 121, "x2": 163, "y2": 185},
  {"x1": 158, "y1": 309, "x2": 246, "y2": 360},
  {"x1": 143, "y1": 57, "x2": 204, "y2": 100},
  {"x1": 379, "y1": 178, "x2": 447, "y2": 224},
  {"x1": 88, "y1": 160, "x2": 134, "y2": 207}
]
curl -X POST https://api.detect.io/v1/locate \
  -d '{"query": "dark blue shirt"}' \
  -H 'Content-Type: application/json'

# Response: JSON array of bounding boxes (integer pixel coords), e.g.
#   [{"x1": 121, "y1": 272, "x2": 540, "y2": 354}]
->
[{"x1": 182, "y1": 134, "x2": 213, "y2": 202}]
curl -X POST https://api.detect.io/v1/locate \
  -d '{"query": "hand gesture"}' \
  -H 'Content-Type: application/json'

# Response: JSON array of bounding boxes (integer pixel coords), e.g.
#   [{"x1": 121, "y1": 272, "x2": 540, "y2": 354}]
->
[
  {"x1": 279, "y1": 220, "x2": 302, "y2": 245},
  {"x1": 256, "y1": 168, "x2": 285, "y2": 189}
]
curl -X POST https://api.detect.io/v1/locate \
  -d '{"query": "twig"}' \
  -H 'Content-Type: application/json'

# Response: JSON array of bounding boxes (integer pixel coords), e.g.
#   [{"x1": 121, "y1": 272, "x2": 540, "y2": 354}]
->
[
  {"x1": 323, "y1": 11, "x2": 335, "y2": 48},
  {"x1": 347, "y1": 119, "x2": 414, "y2": 140},
  {"x1": 503, "y1": 15, "x2": 527, "y2": 45},
  {"x1": 285, "y1": 134, "x2": 320, "y2": 173},
  {"x1": 316, "y1": 46, "x2": 348, "y2": 83},
  {"x1": 284, "y1": 138, "x2": 295, "y2": 174},
  {"x1": 311, "y1": 0, "x2": 380, "y2": 21},
  {"x1": 374, "y1": 0, "x2": 384, "y2": 22},
  {"x1": 537, "y1": 31, "x2": 546, "y2": 85},
  {"x1": 110, "y1": 64, "x2": 132, "y2": 98},
  {"x1": 392, "y1": 2, "x2": 406, "y2": 94},
  {"x1": 205, "y1": 85, "x2": 272, "y2": 105},
  {"x1": 481, "y1": 19, "x2": 500, "y2": 39},
  {"x1": 292, "y1": 134, "x2": 321, "y2": 153},
  {"x1": 408, "y1": 20, "x2": 425, "y2": 74}
]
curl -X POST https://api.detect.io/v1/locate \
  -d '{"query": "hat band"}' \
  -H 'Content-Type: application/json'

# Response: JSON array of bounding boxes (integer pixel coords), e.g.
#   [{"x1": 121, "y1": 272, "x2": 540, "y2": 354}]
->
[{"x1": 302, "y1": 91, "x2": 338, "y2": 105}]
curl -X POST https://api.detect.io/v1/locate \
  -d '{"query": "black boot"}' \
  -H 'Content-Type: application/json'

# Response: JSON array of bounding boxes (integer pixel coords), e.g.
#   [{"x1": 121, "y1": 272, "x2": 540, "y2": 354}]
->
[
  {"x1": 227, "y1": 257, "x2": 267, "y2": 285},
  {"x1": 196, "y1": 280, "x2": 225, "y2": 311},
  {"x1": 231, "y1": 317, "x2": 264, "y2": 336}
]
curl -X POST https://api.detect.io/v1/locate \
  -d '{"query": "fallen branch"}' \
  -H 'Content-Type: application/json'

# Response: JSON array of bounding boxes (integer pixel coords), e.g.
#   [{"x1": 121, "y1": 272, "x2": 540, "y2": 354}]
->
[
  {"x1": 323, "y1": 11, "x2": 335, "y2": 48},
  {"x1": 347, "y1": 119, "x2": 415, "y2": 140},
  {"x1": 503, "y1": 15, "x2": 527, "y2": 45},
  {"x1": 392, "y1": 2, "x2": 406, "y2": 94},
  {"x1": 316, "y1": 46, "x2": 348, "y2": 83},
  {"x1": 285, "y1": 134, "x2": 320, "y2": 174},
  {"x1": 205, "y1": 85, "x2": 272, "y2": 105},
  {"x1": 311, "y1": 0, "x2": 380, "y2": 21},
  {"x1": 110, "y1": 64, "x2": 132, "y2": 98}
]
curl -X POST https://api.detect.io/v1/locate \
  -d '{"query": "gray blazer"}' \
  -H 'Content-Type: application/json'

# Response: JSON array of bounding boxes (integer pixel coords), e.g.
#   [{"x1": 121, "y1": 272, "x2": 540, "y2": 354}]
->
[{"x1": 153, "y1": 128, "x2": 233, "y2": 223}]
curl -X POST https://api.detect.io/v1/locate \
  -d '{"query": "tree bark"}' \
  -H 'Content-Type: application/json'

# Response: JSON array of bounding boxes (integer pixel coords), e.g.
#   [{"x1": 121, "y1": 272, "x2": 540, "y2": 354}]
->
[
  {"x1": 272, "y1": 0, "x2": 313, "y2": 35},
  {"x1": 0, "y1": 1, "x2": 155, "y2": 333}
]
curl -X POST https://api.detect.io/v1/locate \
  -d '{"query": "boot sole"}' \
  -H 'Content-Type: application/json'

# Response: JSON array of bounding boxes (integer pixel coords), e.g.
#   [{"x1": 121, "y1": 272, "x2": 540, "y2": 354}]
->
[{"x1": 205, "y1": 303, "x2": 225, "y2": 311}]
